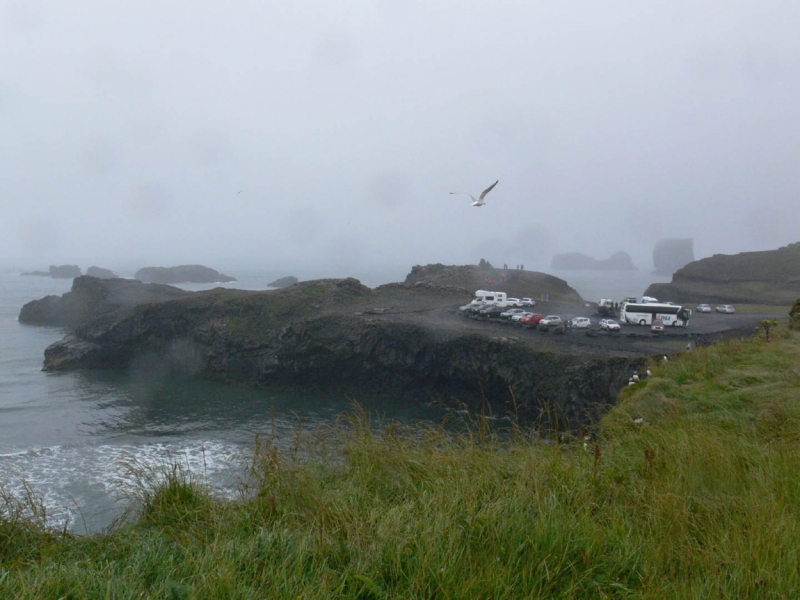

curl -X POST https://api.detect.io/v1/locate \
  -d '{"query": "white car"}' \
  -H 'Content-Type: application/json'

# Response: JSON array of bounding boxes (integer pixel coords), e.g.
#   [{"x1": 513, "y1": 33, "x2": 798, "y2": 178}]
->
[
  {"x1": 500, "y1": 308, "x2": 526, "y2": 319},
  {"x1": 696, "y1": 304, "x2": 711, "y2": 313},
  {"x1": 599, "y1": 318, "x2": 621, "y2": 331},
  {"x1": 716, "y1": 305, "x2": 735, "y2": 314},
  {"x1": 505, "y1": 298, "x2": 522, "y2": 307},
  {"x1": 571, "y1": 317, "x2": 591, "y2": 329},
  {"x1": 539, "y1": 315, "x2": 563, "y2": 328},
  {"x1": 520, "y1": 298, "x2": 536, "y2": 307}
]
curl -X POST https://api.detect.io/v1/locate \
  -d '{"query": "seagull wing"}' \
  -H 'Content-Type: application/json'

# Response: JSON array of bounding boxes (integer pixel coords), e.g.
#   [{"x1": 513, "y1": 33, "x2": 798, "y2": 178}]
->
[
  {"x1": 478, "y1": 180, "x2": 499, "y2": 202},
  {"x1": 450, "y1": 192, "x2": 478, "y2": 203}
]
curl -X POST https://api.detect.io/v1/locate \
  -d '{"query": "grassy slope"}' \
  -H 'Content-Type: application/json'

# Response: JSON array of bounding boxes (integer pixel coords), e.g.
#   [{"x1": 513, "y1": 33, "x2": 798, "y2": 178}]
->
[{"x1": 2, "y1": 329, "x2": 800, "y2": 598}]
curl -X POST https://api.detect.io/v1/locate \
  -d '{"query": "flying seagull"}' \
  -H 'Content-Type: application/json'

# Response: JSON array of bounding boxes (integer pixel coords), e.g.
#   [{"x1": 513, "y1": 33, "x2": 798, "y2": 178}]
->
[{"x1": 450, "y1": 180, "x2": 498, "y2": 207}]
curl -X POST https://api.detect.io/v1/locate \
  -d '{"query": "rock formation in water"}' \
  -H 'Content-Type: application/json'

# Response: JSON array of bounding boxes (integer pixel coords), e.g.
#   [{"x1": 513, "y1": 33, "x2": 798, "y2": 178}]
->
[
  {"x1": 267, "y1": 276, "x2": 299, "y2": 288},
  {"x1": 50, "y1": 264, "x2": 82, "y2": 278},
  {"x1": 134, "y1": 265, "x2": 236, "y2": 284},
  {"x1": 644, "y1": 242, "x2": 800, "y2": 305},
  {"x1": 652, "y1": 239, "x2": 694, "y2": 275},
  {"x1": 19, "y1": 275, "x2": 190, "y2": 328},
  {"x1": 551, "y1": 251, "x2": 636, "y2": 271},
  {"x1": 86, "y1": 266, "x2": 119, "y2": 279}
]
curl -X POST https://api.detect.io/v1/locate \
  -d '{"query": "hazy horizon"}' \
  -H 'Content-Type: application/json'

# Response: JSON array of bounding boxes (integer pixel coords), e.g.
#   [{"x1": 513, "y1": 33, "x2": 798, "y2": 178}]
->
[{"x1": 3, "y1": 2, "x2": 798, "y2": 275}]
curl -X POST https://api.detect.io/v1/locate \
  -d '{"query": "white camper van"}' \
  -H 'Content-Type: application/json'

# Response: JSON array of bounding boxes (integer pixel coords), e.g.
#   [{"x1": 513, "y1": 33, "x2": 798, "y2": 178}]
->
[{"x1": 471, "y1": 290, "x2": 508, "y2": 308}]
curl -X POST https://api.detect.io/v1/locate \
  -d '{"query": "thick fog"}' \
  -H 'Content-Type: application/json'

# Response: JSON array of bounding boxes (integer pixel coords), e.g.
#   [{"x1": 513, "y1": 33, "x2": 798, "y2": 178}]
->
[{"x1": 2, "y1": 1, "x2": 799, "y2": 275}]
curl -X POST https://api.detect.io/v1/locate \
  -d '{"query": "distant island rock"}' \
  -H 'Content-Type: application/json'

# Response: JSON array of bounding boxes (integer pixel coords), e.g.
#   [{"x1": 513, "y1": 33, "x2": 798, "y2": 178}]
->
[
  {"x1": 653, "y1": 239, "x2": 694, "y2": 275},
  {"x1": 267, "y1": 276, "x2": 299, "y2": 288},
  {"x1": 86, "y1": 266, "x2": 119, "y2": 279},
  {"x1": 644, "y1": 242, "x2": 800, "y2": 305},
  {"x1": 19, "y1": 275, "x2": 190, "y2": 329},
  {"x1": 134, "y1": 265, "x2": 236, "y2": 284},
  {"x1": 49, "y1": 265, "x2": 82, "y2": 278},
  {"x1": 551, "y1": 251, "x2": 636, "y2": 271},
  {"x1": 22, "y1": 265, "x2": 82, "y2": 278}
]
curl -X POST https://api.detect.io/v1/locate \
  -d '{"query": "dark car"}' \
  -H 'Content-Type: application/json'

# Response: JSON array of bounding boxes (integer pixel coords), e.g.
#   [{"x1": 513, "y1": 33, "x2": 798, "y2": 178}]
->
[{"x1": 479, "y1": 305, "x2": 505, "y2": 317}]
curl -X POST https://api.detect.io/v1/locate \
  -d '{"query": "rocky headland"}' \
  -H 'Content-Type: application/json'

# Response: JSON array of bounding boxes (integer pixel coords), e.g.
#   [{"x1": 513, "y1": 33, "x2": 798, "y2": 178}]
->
[
  {"x1": 403, "y1": 262, "x2": 584, "y2": 303},
  {"x1": 134, "y1": 265, "x2": 236, "y2": 284},
  {"x1": 21, "y1": 264, "x2": 655, "y2": 429},
  {"x1": 19, "y1": 275, "x2": 190, "y2": 328},
  {"x1": 551, "y1": 251, "x2": 636, "y2": 271},
  {"x1": 267, "y1": 276, "x2": 299, "y2": 288},
  {"x1": 25, "y1": 262, "x2": 770, "y2": 429},
  {"x1": 644, "y1": 242, "x2": 800, "y2": 305}
]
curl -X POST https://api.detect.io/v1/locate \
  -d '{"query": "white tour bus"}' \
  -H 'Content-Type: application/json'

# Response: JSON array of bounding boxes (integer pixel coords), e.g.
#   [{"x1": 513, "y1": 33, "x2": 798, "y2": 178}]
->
[{"x1": 620, "y1": 302, "x2": 691, "y2": 327}]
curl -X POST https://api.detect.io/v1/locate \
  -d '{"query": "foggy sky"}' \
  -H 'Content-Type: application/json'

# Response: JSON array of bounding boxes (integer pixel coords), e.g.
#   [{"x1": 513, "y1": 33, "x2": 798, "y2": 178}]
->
[{"x1": 2, "y1": 1, "x2": 799, "y2": 275}]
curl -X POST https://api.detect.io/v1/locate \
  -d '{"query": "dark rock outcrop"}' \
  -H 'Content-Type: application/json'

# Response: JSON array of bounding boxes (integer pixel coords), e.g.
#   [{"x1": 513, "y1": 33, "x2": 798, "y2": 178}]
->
[
  {"x1": 404, "y1": 263, "x2": 585, "y2": 304},
  {"x1": 50, "y1": 265, "x2": 82, "y2": 278},
  {"x1": 86, "y1": 266, "x2": 118, "y2": 279},
  {"x1": 19, "y1": 275, "x2": 190, "y2": 329},
  {"x1": 135, "y1": 265, "x2": 236, "y2": 284},
  {"x1": 551, "y1": 251, "x2": 636, "y2": 271},
  {"x1": 644, "y1": 242, "x2": 800, "y2": 305},
  {"x1": 652, "y1": 239, "x2": 694, "y2": 275},
  {"x1": 267, "y1": 276, "x2": 299, "y2": 288}
]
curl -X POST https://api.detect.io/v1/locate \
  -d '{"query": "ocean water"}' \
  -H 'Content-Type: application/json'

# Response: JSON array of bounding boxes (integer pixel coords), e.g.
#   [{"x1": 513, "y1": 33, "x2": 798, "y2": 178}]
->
[{"x1": 0, "y1": 267, "x2": 665, "y2": 533}]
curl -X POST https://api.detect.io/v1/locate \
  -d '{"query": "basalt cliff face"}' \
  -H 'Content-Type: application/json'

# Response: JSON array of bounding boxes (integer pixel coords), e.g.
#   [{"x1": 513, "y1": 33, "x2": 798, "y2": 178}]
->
[
  {"x1": 34, "y1": 269, "x2": 644, "y2": 429},
  {"x1": 645, "y1": 242, "x2": 800, "y2": 305}
]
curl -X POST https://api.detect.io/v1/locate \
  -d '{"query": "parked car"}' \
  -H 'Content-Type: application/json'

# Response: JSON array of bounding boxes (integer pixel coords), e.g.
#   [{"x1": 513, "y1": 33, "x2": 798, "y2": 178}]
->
[
  {"x1": 479, "y1": 305, "x2": 505, "y2": 316},
  {"x1": 520, "y1": 298, "x2": 536, "y2": 307},
  {"x1": 651, "y1": 318, "x2": 665, "y2": 333},
  {"x1": 599, "y1": 318, "x2": 621, "y2": 331},
  {"x1": 539, "y1": 315, "x2": 563, "y2": 328},
  {"x1": 505, "y1": 298, "x2": 522, "y2": 307},
  {"x1": 520, "y1": 313, "x2": 545, "y2": 327},
  {"x1": 467, "y1": 302, "x2": 490, "y2": 313},
  {"x1": 716, "y1": 305, "x2": 735, "y2": 314},
  {"x1": 570, "y1": 317, "x2": 591, "y2": 329},
  {"x1": 696, "y1": 304, "x2": 711, "y2": 313},
  {"x1": 500, "y1": 308, "x2": 526, "y2": 319}
]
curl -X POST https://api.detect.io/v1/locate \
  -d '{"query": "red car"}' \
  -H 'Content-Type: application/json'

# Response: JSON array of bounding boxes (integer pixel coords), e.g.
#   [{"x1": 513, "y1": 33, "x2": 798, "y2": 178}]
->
[{"x1": 520, "y1": 313, "x2": 545, "y2": 327}]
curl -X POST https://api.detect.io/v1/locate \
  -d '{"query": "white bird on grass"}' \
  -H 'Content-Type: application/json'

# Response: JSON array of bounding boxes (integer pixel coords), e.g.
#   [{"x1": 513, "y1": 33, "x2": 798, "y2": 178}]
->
[{"x1": 449, "y1": 180, "x2": 498, "y2": 207}]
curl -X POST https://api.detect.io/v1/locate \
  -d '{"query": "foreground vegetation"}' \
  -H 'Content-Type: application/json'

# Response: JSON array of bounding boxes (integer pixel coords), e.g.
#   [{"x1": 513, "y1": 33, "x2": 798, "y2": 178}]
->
[{"x1": 3, "y1": 327, "x2": 800, "y2": 598}]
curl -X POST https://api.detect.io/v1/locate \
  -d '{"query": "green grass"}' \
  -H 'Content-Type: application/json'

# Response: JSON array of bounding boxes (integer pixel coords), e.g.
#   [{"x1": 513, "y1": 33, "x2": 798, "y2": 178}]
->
[{"x1": 3, "y1": 329, "x2": 800, "y2": 597}]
